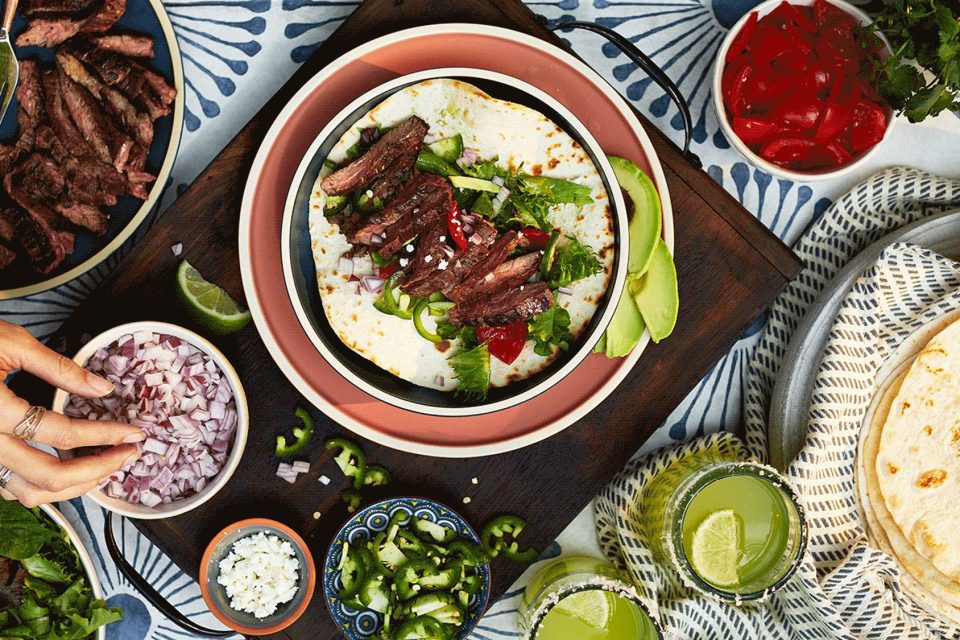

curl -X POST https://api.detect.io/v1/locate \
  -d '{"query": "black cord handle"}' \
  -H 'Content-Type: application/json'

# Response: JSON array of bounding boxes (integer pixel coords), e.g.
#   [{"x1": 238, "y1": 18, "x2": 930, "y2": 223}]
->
[
  {"x1": 548, "y1": 20, "x2": 702, "y2": 169},
  {"x1": 105, "y1": 512, "x2": 235, "y2": 638}
]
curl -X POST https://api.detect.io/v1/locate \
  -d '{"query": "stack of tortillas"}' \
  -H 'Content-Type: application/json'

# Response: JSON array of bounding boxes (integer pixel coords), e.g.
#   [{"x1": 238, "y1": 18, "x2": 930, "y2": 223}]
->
[{"x1": 858, "y1": 315, "x2": 960, "y2": 624}]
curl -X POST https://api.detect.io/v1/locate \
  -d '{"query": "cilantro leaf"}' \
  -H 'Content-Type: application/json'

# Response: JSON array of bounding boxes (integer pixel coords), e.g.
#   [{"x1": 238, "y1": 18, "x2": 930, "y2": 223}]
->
[
  {"x1": 545, "y1": 235, "x2": 603, "y2": 288},
  {"x1": 436, "y1": 322, "x2": 478, "y2": 348},
  {"x1": 528, "y1": 304, "x2": 574, "y2": 356},
  {"x1": 517, "y1": 175, "x2": 594, "y2": 207},
  {"x1": 449, "y1": 342, "x2": 491, "y2": 401}
]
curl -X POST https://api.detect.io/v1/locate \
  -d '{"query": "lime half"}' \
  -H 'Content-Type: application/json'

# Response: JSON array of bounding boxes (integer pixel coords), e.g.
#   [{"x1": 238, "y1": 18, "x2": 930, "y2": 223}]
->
[
  {"x1": 689, "y1": 509, "x2": 742, "y2": 588},
  {"x1": 553, "y1": 589, "x2": 615, "y2": 630},
  {"x1": 175, "y1": 260, "x2": 251, "y2": 335}
]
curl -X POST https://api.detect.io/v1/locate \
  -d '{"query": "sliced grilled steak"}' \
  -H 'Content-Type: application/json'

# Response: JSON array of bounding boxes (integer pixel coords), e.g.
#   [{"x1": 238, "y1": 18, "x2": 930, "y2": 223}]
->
[
  {"x1": 321, "y1": 116, "x2": 428, "y2": 196},
  {"x1": 140, "y1": 65, "x2": 176, "y2": 106},
  {"x1": 377, "y1": 187, "x2": 452, "y2": 260},
  {"x1": 401, "y1": 219, "x2": 498, "y2": 298},
  {"x1": 90, "y1": 33, "x2": 154, "y2": 57},
  {"x1": 453, "y1": 230, "x2": 522, "y2": 293},
  {"x1": 0, "y1": 145, "x2": 20, "y2": 176},
  {"x1": 348, "y1": 173, "x2": 447, "y2": 245},
  {"x1": 80, "y1": 0, "x2": 127, "y2": 32},
  {"x1": 16, "y1": 17, "x2": 82, "y2": 47},
  {"x1": 369, "y1": 146, "x2": 418, "y2": 203},
  {"x1": 448, "y1": 282, "x2": 554, "y2": 327},
  {"x1": 18, "y1": 154, "x2": 65, "y2": 202},
  {"x1": 0, "y1": 209, "x2": 14, "y2": 242},
  {"x1": 0, "y1": 244, "x2": 15, "y2": 269},
  {"x1": 398, "y1": 221, "x2": 448, "y2": 287},
  {"x1": 57, "y1": 50, "x2": 153, "y2": 147},
  {"x1": 41, "y1": 70, "x2": 128, "y2": 204},
  {"x1": 56, "y1": 201, "x2": 108, "y2": 234},
  {"x1": 14, "y1": 61, "x2": 44, "y2": 156},
  {"x1": 59, "y1": 71, "x2": 135, "y2": 171},
  {"x1": 4, "y1": 176, "x2": 73, "y2": 274},
  {"x1": 25, "y1": 0, "x2": 97, "y2": 14},
  {"x1": 448, "y1": 251, "x2": 540, "y2": 303}
]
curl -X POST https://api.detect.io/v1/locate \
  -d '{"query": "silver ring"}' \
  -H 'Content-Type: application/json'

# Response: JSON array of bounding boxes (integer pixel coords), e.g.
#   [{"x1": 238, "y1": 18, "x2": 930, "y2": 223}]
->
[
  {"x1": 0, "y1": 466, "x2": 13, "y2": 490},
  {"x1": 12, "y1": 406, "x2": 45, "y2": 441}
]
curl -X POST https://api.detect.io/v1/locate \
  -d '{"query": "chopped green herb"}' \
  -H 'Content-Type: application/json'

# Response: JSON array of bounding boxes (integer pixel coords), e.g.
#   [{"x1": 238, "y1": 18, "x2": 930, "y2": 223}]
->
[
  {"x1": 544, "y1": 235, "x2": 603, "y2": 288},
  {"x1": 449, "y1": 342, "x2": 491, "y2": 402},
  {"x1": 528, "y1": 304, "x2": 574, "y2": 356}
]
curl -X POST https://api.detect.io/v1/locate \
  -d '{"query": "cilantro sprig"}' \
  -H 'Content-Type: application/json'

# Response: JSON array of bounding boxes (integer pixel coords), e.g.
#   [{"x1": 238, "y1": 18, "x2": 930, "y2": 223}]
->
[{"x1": 869, "y1": 1, "x2": 960, "y2": 122}]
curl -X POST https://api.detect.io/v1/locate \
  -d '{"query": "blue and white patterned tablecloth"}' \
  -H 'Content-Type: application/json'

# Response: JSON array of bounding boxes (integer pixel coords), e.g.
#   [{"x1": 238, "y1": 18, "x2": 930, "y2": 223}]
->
[{"x1": 2, "y1": 2, "x2": 959, "y2": 638}]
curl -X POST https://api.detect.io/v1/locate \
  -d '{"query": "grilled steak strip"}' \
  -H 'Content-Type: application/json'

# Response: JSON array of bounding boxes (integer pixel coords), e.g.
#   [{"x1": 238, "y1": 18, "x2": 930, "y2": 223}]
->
[
  {"x1": 59, "y1": 71, "x2": 134, "y2": 171},
  {"x1": 448, "y1": 282, "x2": 554, "y2": 327},
  {"x1": 401, "y1": 219, "x2": 498, "y2": 298},
  {"x1": 377, "y1": 186, "x2": 452, "y2": 260},
  {"x1": 448, "y1": 252, "x2": 541, "y2": 304},
  {"x1": 14, "y1": 61, "x2": 44, "y2": 157},
  {"x1": 0, "y1": 209, "x2": 14, "y2": 242},
  {"x1": 57, "y1": 49, "x2": 153, "y2": 147},
  {"x1": 16, "y1": 17, "x2": 83, "y2": 47},
  {"x1": 369, "y1": 146, "x2": 418, "y2": 203},
  {"x1": 4, "y1": 176, "x2": 74, "y2": 274},
  {"x1": 25, "y1": 0, "x2": 97, "y2": 15},
  {"x1": 348, "y1": 173, "x2": 448, "y2": 245},
  {"x1": 399, "y1": 221, "x2": 448, "y2": 286},
  {"x1": 321, "y1": 116, "x2": 428, "y2": 196},
  {"x1": 80, "y1": 0, "x2": 127, "y2": 32},
  {"x1": 452, "y1": 230, "x2": 522, "y2": 293},
  {"x1": 90, "y1": 33, "x2": 154, "y2": 58}
]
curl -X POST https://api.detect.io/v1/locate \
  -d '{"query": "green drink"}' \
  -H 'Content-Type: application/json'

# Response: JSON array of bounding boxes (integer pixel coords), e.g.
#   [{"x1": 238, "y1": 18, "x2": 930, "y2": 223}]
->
[
  {"x1": 520, "y1": 557, "x2": 662, "y2": 640},
  {"x1": 641, "y1": 449, "x2": 806, "y2": 602}
]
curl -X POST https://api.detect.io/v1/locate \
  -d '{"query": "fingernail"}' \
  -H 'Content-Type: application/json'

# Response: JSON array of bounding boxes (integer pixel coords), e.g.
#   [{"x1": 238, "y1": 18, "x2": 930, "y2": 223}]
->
[
  {"x1": 122, "y1": 430, "x2": 146, "y2": 444},
  {"x1": 88, "y1": 373, "x2": 114, "y2": 396},
  {"x1": 123, "y1": 451, "x2": 141, "y2": 467}
]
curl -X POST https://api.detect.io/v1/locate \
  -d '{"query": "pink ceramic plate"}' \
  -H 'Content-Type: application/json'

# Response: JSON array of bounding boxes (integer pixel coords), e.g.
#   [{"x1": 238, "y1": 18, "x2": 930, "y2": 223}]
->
[{"x1": 239, "y1": 24, "x2": 673, "y2": 457}]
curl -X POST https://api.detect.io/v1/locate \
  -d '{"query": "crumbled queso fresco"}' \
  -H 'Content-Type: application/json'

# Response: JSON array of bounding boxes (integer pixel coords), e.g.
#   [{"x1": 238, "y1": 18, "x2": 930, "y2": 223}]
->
[{"x1": 217, "y1": 533, "x2": 300, "y2": 619}]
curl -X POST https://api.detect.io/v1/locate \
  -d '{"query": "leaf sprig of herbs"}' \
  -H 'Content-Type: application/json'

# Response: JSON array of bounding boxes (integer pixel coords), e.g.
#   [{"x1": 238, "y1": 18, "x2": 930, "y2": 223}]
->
[{"x1": 869, "y1": 0, "x2": 960, "y2": 122}]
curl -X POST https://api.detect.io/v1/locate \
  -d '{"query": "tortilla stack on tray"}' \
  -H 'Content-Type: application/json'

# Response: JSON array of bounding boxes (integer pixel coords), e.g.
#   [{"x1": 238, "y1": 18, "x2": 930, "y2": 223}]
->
[
  {"x1": 856, "y1": 316, "x2": 960, "y2": 624},
  {"x1": 306, "y1": 79, "x2": 613, "y2": 394}
]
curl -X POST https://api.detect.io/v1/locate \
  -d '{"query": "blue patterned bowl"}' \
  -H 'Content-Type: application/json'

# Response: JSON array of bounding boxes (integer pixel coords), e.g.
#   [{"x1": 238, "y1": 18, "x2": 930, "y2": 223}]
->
[{"x1": 323, "y1": 497, "x2": 491, "y2": 639}]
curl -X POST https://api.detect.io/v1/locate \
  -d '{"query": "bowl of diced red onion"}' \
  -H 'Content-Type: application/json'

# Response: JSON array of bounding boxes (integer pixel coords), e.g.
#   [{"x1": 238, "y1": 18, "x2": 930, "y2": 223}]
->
[{"x1": 52, "y1": 322, "x2": 248, "y2": 519}]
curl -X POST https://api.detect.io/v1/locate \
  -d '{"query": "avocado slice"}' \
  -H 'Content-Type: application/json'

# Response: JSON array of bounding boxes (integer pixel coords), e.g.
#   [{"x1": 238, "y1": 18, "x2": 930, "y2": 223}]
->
[
  {"x1": 608, "y1": 156, "x2": 662, "y2": 278},
  {"x1": 628, "y1": 239, "x2": 678, "y2": 343},
  {"x1": 603, "y1": 290, "x2": 646, "y2": 358}
]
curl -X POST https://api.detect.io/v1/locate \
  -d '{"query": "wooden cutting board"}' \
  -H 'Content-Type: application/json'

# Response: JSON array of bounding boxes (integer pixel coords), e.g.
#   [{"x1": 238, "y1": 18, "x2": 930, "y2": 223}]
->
[{"x1": 12, "y1": 1, "x2": 802, "y2": 638}]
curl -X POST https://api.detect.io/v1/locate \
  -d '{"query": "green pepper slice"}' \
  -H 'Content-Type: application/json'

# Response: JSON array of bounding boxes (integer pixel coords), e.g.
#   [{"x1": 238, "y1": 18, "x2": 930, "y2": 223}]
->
[
  {"x1": 341, "y1": 489, "x2": 362, "y2": 513},
  {"x1": 374, "y1": 271, "x2": 414, "y2": 320},
  {"x1": 411, "y1": 517, "x2": 457, "y2": 544},
  {"x1": 395, "y1": 615, "x2": 447, "y2": 640},
  {"x1": 359, "y1": 573, "x2": 394, "y2": 614},
  {"x1": 394, "y1": 530, "x2": 426, "y2": 558},
  {"x1": 338, "y1": 543, "x2": 367, "y2": 599},
  {"x1": 373, "y1": 532, "x2": 408, "y2": 576},
  {"x1": 324, "y1": 438, "x2": 367, "y2": 489},
  {"x1": 275, "y1": 407, "x2": 314, "y2": 457},
  {"x1": 415, "y1": 150, "x2": 460, "y2": 177},
  {"x1": 481, "y1": 515, "x2": 537, "y2": 562},
  {"x1": 413, "y1": 299, "x2": 442, "y2": 343},
  {"x1": 362, "y1": 464, "x2": 392, "y2": 487},
  {"x1": 447, "y1": 540, "x2": 487, "y2": 567},
  {"x1": 394, "y1": 559, "x2": 441, "y2": 601}
]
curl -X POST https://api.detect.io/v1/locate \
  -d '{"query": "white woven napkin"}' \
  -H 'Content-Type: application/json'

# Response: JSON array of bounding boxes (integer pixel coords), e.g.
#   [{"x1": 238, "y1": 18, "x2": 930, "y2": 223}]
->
[{"x1": 596, "y1": 168, "x2": 960, "y2": 639}]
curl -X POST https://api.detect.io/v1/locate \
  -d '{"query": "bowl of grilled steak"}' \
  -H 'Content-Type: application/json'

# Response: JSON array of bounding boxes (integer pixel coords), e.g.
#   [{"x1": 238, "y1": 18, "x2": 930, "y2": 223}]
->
[
  {"x1": 282, "y1": 70, "x2": 627, "y2": 416},
  {"x1": 0, "y1": 0, "x2": 180, "y2": 297}
]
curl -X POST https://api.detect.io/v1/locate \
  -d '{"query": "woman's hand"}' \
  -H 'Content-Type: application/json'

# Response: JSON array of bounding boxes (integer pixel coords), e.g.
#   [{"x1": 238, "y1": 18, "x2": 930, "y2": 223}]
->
[{"x1": 0, "y1": 320, "x2": 145, "y2": 507}]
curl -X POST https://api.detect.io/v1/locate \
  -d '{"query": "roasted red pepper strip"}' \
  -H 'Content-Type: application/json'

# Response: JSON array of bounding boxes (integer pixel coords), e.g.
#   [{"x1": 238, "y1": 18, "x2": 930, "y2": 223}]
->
[
  {"x1": 850, "y1": 100, "x2": 887, "y2": 152},
  {"x1": 447, "y1": 201, "x2": 468, "y2": 251},
  {"x1": 519, "y1": 227, "x2": 550, "y2": 249},
  {"x1": 733, "y1": 117, "x2": 779, "y2": 146},
  {"x1": 378, "y1": 261, "x2": 402, "y2": 279},
  {"x1": 760, "y1": 137, "x2": 817, "y2": 167},
  {"x1": 725, "y1": 10, "x2": 757, "y2": 62},
  {"x1": 476, "y1": 322, "x2": 528, "y2": 365}
]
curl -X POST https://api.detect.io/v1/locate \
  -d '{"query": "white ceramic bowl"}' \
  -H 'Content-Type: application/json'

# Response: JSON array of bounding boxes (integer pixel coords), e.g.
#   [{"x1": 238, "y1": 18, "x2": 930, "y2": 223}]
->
[
  {"x1": 712, "y1": 0, "x2": 895, "y2": 182},
  {"x1": 39, "y1": 504, "x2": 108, "y2": 640},
  {"x1": 52, "y1": 321, "x2": 249, "y2": 520}
]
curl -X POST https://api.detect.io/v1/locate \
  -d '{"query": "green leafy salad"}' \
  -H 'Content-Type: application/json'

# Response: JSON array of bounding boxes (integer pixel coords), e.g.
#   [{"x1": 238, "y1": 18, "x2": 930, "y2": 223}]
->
[{"x1": 0, "y1": 502, "x2": 122, "y2": 639}]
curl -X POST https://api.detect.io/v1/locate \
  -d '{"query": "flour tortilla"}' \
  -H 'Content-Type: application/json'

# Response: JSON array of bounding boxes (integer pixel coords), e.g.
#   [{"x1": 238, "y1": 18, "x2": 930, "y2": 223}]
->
[
  {"x1": 858, "y1": 369, "x2": 960, "y2": 624},
  {"x1": 876, "y1": 317, "x2": 960, "y2": 580},
  {"x1": 307, "y1": 79, "x2": 614, "y2": 391}
]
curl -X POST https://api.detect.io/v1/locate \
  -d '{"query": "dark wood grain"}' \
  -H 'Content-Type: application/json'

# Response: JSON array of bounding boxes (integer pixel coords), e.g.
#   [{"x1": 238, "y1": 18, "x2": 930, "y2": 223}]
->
[{"x1": 11, "y1": 1, "x2": 802, "y2": 638}]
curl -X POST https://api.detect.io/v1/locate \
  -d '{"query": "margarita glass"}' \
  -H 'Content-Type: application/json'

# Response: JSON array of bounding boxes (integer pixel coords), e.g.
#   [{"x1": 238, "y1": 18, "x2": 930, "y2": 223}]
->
[
  {"x1": 640, "y1": 448, "x2": 807, "y2": 602},
  {"x1": 519, "y1": 556, "x2": 662, "y2": 640}
]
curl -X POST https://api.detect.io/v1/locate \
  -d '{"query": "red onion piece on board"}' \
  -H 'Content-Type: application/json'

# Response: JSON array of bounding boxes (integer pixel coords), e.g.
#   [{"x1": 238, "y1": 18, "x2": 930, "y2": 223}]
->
[{"x1": 66, "y1": 332, "x2": 238, "y2": 509}]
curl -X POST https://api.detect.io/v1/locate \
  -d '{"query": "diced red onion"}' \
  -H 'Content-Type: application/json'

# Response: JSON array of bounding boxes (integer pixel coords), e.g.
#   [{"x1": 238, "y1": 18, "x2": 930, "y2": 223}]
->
[
  {"x1": 360, "y1": 276, "x2": 385, "y2": 294},
  {"x1": 558, "y1": 286, "x2": 573, "y2": 296},
  {"x1": 435, "y1": 375, "x2": 445, "y2": 387},
  {"x1": 338, "y1": 257, "x2": 354, "y2": 277},
  {"x1": 292, "y1": 461, "x2": 310, "y2": 473},
  {"x1": 491, "y1": 175, "x2": 504, "y2": 187},
  {"x1": 370, "y1": 234, "x2": 384, "y2": 245},
  {"x1": 459, "y1": 213, "x2": 478, "y2": 225},
  {"x1": 461, "y1": 224, "x2": 474, "y2": 235},
  {"x1": 495, "y1": 186, "x2": 511, "y2": 202},
  {"x1": 441, "y1": 246, "x2": 455, "y2": 260},
  {"x1": 75, "y1": 333, "x2": 238, "y2": 509},
  {"x1": 171, "y1": 243, "x2": 183, "y2": 257},
  {"x1": 455, "y1": 148, "x2": 479, "y2": 169}
]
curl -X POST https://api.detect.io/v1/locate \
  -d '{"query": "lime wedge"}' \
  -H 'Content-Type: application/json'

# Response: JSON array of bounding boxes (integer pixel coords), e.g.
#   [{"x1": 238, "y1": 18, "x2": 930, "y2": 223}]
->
[
  {"x1": 175, "y1": 260, "x2": 251, "y2": 335},
  {"x1": 690, "y1": 509, "x2": 742, "y2": 588},
  {"x1": 553, "y1": 589, "x2": 615, "y2": 630}
]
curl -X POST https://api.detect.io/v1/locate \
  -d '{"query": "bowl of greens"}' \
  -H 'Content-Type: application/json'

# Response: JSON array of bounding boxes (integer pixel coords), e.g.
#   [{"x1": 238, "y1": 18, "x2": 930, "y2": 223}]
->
[{"x1": 0, "y1": 502, "x2": 123, "y2": 640}]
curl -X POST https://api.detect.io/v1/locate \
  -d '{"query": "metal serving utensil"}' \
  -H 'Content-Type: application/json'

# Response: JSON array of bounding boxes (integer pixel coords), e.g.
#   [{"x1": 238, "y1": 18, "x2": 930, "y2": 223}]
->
[{"x1": 0, "y1": 0, "x2": 19, "y2": 125}]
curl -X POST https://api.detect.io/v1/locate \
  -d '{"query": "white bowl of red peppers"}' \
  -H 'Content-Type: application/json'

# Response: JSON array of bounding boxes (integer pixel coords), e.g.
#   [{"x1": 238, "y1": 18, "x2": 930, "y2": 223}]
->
[
  {"x1": 53, "y1": 322, "x2": 249, "y2": 520},
  {"x1": 713, "y1": 0, "x2": 895, "y2": 181}
]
